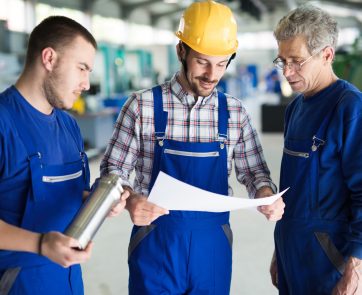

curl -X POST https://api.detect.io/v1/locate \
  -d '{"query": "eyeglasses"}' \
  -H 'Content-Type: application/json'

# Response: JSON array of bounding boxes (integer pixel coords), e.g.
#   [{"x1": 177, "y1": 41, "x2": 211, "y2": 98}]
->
[{"x1": 273, "y1": 49, "x2": 322, "y2": 72}]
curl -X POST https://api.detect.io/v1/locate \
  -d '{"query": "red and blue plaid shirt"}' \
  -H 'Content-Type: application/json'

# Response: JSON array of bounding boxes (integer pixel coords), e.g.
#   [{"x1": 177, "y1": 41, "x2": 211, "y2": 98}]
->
[{"x1": 101, "y1": 73, "x2": 276, "y2": 197}]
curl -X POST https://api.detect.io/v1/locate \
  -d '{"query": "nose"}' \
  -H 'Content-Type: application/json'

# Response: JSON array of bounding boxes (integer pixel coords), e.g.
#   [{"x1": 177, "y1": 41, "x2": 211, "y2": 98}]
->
[
  {"x1": 283, "y1": 65, "x2": 294, "y2": 78},
  {"x1": 205, "y1": 65, "x2": 217, "y2": 81},
  {"x1": 81, "y1": 73, "x2": 91, "y2": 91}
]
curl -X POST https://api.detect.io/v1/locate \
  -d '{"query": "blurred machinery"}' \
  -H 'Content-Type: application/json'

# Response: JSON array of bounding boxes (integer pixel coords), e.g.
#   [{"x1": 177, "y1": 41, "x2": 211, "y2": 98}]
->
[
  {"x1": 98, "y1": 43, "x2": 155, "y2": 97},
  {"x1": 72, "y1": 43, "x2": 157, "y2": 156},
  {"x1": 333, "y1": 36, "x2": 362, "y2": 91}
]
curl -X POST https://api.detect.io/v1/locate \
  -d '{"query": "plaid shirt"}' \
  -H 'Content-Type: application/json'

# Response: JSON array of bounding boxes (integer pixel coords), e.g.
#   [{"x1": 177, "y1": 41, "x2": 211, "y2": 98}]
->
[{"x1": 101, "y1": 73, "x2": 276, "y2": 197}]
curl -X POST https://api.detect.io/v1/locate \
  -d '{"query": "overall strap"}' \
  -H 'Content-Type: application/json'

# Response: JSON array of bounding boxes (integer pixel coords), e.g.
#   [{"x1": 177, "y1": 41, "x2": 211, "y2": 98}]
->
[
  {"x1": 149, "y1": 86, "x2": 168, "y2": 192},
  {"x1": 55, "y1": 110, "x2": 82, "y2": 153},
  {"x1": 217, "y1": 91, "x2": 229, "y2": 148},
  {"x1": 55, "y1": 110, "x2": 89, "y2": 185},
  {"x1": 152, "y1": 86, "x2": 229, "y2": 144},
  {"x1": 0, "y1": 100, "x2": 39, "y2": 158},
  {"x1": 0, "y1": 101, "x2": 43, "y2": 202},
  {"x1": 152, "y1": 86, "x2": 168, "y2": 144}
]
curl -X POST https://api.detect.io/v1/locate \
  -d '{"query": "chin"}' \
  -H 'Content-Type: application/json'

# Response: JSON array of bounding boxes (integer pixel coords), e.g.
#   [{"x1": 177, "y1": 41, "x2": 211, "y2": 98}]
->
[
  {"x1": 63, "y1": 103, "x2": 74, "y2": 110},
  {"x1": 197, "y1": 89, "x2": 213, "y2": 97}
]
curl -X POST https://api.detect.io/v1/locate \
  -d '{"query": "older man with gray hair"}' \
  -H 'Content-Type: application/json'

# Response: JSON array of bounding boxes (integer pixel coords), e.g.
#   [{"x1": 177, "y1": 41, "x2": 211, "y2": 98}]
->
[{"x1": 270, "y1": 4, "x2": 362, "y2": 295}]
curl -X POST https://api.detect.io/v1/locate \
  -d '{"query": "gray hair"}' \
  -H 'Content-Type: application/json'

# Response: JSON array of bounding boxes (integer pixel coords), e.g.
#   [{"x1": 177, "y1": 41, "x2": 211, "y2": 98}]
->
[{"x1": 274, "y1": 5, "x2": 338, "y2": 54}]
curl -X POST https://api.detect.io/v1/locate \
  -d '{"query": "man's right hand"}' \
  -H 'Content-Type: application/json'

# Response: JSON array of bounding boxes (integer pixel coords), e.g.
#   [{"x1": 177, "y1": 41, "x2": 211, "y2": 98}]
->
[
  {"x1": 126, "y1": 193, "x2": 169, "y2": 226},
  {"x1": 40, "y1": 232, "x2": 92, "y2": 268},
  {"x1": 270, "y1": 250, "x2": 278, "y2": 288}
]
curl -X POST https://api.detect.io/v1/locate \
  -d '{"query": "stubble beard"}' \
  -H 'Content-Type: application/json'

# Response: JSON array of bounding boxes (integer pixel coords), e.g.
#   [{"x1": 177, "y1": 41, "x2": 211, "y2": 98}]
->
[
  {"x1": 189, "y1": 77, "x2": 217, "y2": 98},
  {"x1": 43, "y1": 66, "x2": 66, "y2": 110}
]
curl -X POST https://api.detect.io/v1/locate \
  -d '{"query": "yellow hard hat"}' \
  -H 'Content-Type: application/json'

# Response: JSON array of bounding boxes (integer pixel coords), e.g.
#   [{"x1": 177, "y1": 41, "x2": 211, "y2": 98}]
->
[{"x1": 175, "y1": 0, "x2": 238, "y2": 56}]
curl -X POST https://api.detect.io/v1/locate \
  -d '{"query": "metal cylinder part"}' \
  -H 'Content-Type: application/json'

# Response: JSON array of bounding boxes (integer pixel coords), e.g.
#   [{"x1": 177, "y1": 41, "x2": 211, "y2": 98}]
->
[{"x1": 64, "y1": 174, "x2": 123, "y2": 249}]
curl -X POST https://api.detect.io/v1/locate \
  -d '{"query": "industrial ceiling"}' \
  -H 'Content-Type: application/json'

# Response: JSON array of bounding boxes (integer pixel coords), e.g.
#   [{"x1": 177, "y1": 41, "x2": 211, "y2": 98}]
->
[{"x1": 35, "y1": 0, "x2": 362, "y2": 32}]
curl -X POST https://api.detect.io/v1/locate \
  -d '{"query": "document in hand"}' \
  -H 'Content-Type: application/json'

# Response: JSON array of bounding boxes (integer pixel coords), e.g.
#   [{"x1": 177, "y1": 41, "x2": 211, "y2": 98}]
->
[{"x1": 148, "y1": 172, "x2": 288, "y2": 212}]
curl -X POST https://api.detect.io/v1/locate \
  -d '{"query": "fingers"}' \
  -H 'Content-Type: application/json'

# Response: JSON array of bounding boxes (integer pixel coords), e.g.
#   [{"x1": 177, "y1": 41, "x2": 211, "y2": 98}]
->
[
  {"x1": 42, "y1": 232, "x2": 92, "y2": 267},
  {"x1": 108, "y1": 200, "x2": 127, "y2": 217},
  {"x1": 271, "y1": 274, "x2": 278, "y2": 288},
  {"x1": 132, "y1": 208, "x2": 168, "y2": 226},
  {"x1": 108, "y1": 190, "x2": 131, "y2": 217},
  {"x1": 270, "y1": 252, "x2": 278, "y2": 288},
  {"x1": 258, "y1": 197, "x2": 285, "y2": 221},
  {"x1": 142, "y1": 201, "x2": 169, "y2": 215},
  {"x1": 130, "y1": 198, "x2": 169, "y2": 226},
  {"x1": 121, "y1": 190, "x2": 130, "y2": 201}
]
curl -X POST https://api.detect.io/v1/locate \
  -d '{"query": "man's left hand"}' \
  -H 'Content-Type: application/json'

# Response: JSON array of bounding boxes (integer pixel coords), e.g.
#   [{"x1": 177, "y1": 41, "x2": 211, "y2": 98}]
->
[{"x1": 256, "y1": 187, "x2": 285, "y2": 221}]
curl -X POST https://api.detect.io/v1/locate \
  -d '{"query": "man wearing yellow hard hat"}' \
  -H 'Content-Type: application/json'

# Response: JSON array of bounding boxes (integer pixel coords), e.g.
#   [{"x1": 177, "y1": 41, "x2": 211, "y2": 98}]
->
[{"x1": 101, "y1": 1, "x2": 285, "y2": 294}]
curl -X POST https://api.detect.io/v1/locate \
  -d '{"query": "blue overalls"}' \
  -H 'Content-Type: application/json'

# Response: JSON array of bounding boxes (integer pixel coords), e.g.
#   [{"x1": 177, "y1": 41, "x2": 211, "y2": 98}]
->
[
  {"x1": 0, "y1": 100, "x2": 89, "y2": 295},
  {"x1": 128, "y1": 86, "x2": 233, "y2": 295},
  {"x1": 275, "y1": 95, "x2": 348, "y2": 294}
]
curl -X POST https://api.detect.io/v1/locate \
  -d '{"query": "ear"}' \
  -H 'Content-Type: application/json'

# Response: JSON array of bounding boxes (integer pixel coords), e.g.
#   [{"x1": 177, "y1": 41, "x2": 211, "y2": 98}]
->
[
  {"x1": 41, "y1": 47, "x2": 57, "y2": 71},
  {"x1": 176, "y1": 41, "x2": 184, "y2": 62},
  {"x1": 323, "y1": 46, "x2": 335, "y2": 64}
]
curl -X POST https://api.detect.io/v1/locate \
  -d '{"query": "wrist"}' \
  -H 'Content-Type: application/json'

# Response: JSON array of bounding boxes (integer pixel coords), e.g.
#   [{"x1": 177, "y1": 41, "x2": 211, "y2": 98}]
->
[
  {"x1": 38, "y1": 233, "x2": 46, "y2": 256},
  {"x1": 255, "y1": 186, "x2": 274, "y2": 198}
]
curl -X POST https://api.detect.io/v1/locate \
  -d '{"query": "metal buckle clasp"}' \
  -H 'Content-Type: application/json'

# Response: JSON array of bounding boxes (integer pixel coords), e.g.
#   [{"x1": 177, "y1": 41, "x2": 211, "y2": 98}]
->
[
  {"x1": 311, "y1": 135, "x2": 325, "y2": 152},
  {"x1": 217, "y1": 133, "x2": 228, "y2": 149}
]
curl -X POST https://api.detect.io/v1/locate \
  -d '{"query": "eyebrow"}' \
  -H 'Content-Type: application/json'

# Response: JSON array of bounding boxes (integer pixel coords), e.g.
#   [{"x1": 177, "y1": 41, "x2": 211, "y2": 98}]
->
[
  {"x1": 277, "y1": 55, "x2": 303, "y2": 60},
  {"x1": 80, "y1": 62, "x2": 93, "y2": 72}
]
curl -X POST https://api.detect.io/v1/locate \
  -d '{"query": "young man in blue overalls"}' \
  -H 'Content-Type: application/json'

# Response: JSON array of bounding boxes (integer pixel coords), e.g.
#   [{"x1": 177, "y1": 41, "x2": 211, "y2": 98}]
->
[
  {"x1": 0, "y1": 17, "x2": 128, "y2": 294},
  {"x1": 102, "y1": 1, "x2": 285, "y2": 294},
  {"x1": 270, "y1": 5, "x2": 362, "y2": 295}
]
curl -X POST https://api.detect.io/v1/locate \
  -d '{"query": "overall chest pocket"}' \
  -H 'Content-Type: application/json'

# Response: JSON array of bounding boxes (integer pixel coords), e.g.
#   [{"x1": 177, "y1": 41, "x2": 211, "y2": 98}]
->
[{"x1": 280, "y1": 143, "x2": 319, "y2": 217}]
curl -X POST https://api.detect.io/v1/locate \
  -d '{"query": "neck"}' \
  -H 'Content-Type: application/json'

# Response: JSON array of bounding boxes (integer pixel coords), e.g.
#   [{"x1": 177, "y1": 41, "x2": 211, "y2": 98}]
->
[
  {"x1": 304, "y1": 69, "x2": 338, "y2": 98},
  {"x1": 15, "y1": 69, "x2": 53, "y2": 115}
]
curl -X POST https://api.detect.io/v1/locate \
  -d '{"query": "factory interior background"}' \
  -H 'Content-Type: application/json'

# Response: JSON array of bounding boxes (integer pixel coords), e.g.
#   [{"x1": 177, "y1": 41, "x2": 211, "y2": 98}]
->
[{"x1": 0, "y1": 0, "x2": 361, "y2": 294}]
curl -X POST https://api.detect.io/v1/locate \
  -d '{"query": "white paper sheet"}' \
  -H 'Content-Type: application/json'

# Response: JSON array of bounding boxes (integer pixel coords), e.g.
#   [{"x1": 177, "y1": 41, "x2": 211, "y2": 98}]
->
[{"x1": 148, "y1": 171, "x2": 288, "y2": 212}]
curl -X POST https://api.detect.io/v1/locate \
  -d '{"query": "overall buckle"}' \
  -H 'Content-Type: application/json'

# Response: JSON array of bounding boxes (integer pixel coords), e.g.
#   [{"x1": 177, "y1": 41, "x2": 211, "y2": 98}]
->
[
  {"x1": 217, "y1": 133, "x2": 228, "y2": 149},
  {"x1": 311, "y1": 135, "x2": 325, "y2": 152}
]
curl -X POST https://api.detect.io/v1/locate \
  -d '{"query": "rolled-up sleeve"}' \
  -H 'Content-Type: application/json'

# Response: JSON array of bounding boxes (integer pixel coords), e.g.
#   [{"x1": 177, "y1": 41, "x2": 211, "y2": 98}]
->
[
  {"x1": 233, "y1": 112, "x2": 277, "y2": 198},
  {"x1": 100, "y1": 94, "x2": 140, "y2": 188}
]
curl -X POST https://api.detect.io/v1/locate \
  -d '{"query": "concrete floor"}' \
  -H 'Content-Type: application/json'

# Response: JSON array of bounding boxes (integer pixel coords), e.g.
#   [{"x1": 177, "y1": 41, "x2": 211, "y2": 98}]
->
[{"x1": 82, "y1": 94, "x2": 283, "y2": 295}]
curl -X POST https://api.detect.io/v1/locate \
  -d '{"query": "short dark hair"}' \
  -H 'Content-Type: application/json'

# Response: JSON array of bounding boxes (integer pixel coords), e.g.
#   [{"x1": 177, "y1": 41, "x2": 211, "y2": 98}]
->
[{"x1": 25, "y1": 16, "x2": 97, "y2": 67}]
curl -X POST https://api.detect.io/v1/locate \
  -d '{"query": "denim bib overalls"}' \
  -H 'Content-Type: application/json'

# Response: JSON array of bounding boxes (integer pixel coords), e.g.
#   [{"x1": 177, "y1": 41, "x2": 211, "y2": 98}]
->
[
  {"x1": 0, "y1": 101, "x2": 89, "y2": 295},
  {"x1": 275, "y1": 96, "x2": 348, "y2": 294},
  {"x1": 128, "y1": 86, "x2": 233, "y2": 295}
]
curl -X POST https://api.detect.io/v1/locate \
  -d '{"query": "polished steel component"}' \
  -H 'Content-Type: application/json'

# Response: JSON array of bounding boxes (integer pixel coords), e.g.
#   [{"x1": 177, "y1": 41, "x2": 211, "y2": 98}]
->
[{"x1": 64, "y1": 174, "x2": 123, "y2": 249}]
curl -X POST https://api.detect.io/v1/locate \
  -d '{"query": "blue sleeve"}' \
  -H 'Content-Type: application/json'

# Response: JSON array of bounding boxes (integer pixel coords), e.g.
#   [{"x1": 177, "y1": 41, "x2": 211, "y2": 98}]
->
[
  {"x1": 339, "y1": 92, "x2": 362, "y2": 258},
  {"x1": 0, "y1": 119, "x2": 4, "y2": 175}
]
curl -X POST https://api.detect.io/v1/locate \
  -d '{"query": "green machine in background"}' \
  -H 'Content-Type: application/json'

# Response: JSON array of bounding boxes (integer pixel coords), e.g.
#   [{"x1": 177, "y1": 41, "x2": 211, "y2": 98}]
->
[
  {"x1": 98, "y1": 43, "x2": 156, "y2": 97},
  {"x1": 124, "y1": 49, "x2": 154, "y2": 90},
  {"x1": 98, "y1": 43, "x2": 129, "y2": 97},
  {"x1": 334, "y1": 36, "x2": 362, "y2": 90}
]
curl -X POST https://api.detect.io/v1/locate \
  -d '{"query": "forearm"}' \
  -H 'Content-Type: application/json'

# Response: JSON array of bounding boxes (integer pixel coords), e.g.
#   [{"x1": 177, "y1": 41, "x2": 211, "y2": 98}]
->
[
  {"x1": 234, "y1": 117, "x2": 276, "y2": 197},
  {"x1": 100, "y1": 95, "x2": 140, "y2": 182},
  {"x1": 255, "y1": 186, "x2": 274, "y2": 198},
  {"x1": 0, "y1": 219, "x2": 41, "y2": 254}
]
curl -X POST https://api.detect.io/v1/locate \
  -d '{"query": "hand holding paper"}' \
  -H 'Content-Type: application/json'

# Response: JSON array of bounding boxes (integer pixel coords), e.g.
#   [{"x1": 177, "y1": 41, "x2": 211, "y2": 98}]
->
[{"x1": 148, "y1": 172, "x2": 288, "y2": 212}]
